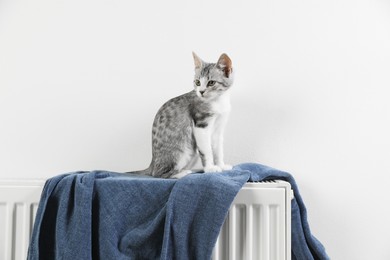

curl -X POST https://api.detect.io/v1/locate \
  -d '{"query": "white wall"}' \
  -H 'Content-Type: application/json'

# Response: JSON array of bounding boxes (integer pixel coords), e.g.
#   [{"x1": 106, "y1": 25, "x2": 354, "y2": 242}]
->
[{"x1": 1, "y1": 0, "x2": 390, "y2": 259}]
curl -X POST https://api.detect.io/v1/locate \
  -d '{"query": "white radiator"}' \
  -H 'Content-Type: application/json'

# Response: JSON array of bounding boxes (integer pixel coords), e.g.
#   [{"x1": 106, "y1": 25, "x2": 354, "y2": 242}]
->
[
  {"x1": 212, "y1": 181, "x2": 292, "y2": 260},
  {"x1": 0, "y1": 180, "x2": 44, "y2": 260},
  {"x1": 0, "y1": 180, "x2": 292, "y2": 260}
]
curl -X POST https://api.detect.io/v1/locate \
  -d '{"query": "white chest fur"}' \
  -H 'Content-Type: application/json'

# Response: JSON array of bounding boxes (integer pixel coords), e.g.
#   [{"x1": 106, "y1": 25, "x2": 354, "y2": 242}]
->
[
  {"x1": 189, "y1": 90, "x2": 232, "y2": 176},
  {"x1": 210, "y1": 91, "x2": 231, "y2": 115}
]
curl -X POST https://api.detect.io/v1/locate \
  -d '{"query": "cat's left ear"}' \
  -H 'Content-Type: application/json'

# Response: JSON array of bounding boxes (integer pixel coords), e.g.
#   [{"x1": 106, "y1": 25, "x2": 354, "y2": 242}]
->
[
  {"x1": 217, "y1": 53, "x2": 233, "y2": 78},
  {"x1": 192, "y1": 52, "x2": 203, "y2": 70}
]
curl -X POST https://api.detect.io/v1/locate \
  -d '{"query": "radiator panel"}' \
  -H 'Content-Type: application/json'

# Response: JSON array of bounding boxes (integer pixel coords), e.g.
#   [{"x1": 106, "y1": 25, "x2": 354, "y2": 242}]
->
[
  {"x1": 212, "y1": 181, "x2": 292, "y2": 260},
  {"x1": 0, "y1": 180, "x2": 291, "y2": 260},
  {"x1": 0, "y1": 181, "x2": 44, "y2": 260}
]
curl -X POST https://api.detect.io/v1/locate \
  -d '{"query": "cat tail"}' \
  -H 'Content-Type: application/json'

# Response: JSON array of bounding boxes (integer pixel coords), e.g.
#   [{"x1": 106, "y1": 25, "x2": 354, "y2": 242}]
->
[{"x1": 125, "y1": 167, "x2": 152, "y2": 176}]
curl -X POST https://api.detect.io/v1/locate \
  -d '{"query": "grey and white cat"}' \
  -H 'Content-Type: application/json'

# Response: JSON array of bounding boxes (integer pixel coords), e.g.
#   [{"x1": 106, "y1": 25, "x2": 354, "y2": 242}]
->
[{"x1": 138, "y1": 52, "x2": 234, "y2": 178}]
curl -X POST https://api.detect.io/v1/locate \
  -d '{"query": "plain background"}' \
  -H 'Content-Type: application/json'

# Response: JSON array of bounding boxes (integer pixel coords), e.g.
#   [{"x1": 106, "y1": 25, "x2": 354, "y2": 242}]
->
[{"x1": 1, "y1": 0, "x2": 390, "y2": 259}]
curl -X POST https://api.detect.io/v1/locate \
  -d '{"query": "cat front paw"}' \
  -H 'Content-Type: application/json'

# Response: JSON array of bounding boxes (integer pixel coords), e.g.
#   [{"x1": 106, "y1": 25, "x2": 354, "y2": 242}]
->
[
  {"x1": 204, "y1": 165, "x2": 222, "y2": 173},
  {"x1": 219, "y1": 164, "x2": 233, "y2": 171}
]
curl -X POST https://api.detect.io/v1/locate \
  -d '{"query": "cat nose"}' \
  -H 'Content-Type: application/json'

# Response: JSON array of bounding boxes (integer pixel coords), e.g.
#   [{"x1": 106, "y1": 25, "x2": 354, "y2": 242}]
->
[{"x1": 199, "y1": 90, "x2": 205, "y2": 96}]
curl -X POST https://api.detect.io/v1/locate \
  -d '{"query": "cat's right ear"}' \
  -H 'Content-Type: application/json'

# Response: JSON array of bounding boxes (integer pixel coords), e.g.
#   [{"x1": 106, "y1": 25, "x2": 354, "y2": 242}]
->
[
  {"x1": 192, "y1": 52, "x2": 203, "y2": 69},
  {"x1": 217, "y1": 53, "x2": 233, "y2": 78}
]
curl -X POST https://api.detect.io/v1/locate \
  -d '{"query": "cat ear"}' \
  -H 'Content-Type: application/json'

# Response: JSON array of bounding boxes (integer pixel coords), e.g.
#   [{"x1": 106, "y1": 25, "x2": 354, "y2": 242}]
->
[
  {"x1": 192, "y1": 52, "x2": 203, "y2": 69},
  {"x1": 217, "y1": 53, "x2": 233, "y2": 78}
]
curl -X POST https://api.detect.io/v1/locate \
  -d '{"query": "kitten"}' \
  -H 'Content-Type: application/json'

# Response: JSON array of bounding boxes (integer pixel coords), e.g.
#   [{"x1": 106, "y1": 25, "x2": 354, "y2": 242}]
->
[{"x1": 137, "y1": 52, "x2": 234, "y2": 178}]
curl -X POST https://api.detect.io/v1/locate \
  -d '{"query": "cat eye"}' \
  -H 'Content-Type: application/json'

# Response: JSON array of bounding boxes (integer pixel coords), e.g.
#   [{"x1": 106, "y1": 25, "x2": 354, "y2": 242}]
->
[
  {"x1": 195, "y1": 79, "x2": 201, "y2": 86},
  {"x1": 207, "y1": 80, "x2": 216, "y2": 87}
]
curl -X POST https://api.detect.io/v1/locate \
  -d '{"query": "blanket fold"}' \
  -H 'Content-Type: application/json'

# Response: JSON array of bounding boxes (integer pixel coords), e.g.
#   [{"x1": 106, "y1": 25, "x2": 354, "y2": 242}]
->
[{"x1": 27, "y1": 163, "x2": 329, "y2": 260}]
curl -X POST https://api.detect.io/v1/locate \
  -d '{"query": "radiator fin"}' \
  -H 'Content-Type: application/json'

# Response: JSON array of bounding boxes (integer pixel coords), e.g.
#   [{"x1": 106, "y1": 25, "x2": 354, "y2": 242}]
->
[{"x1": 0, "y1": 203, "x2": 8, "y2": 260}]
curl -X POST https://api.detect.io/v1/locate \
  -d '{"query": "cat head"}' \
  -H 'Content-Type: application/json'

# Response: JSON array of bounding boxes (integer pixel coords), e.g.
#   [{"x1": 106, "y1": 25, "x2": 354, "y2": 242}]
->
[{"x1": 192, "y1": 52, "x2": 234, "y2": 100}]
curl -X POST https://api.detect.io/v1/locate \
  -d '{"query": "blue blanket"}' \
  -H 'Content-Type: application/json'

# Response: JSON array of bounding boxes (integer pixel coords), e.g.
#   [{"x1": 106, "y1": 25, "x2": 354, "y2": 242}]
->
[{"x1": 27, "y1": 163, "x2": 329, "y2": 260}]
